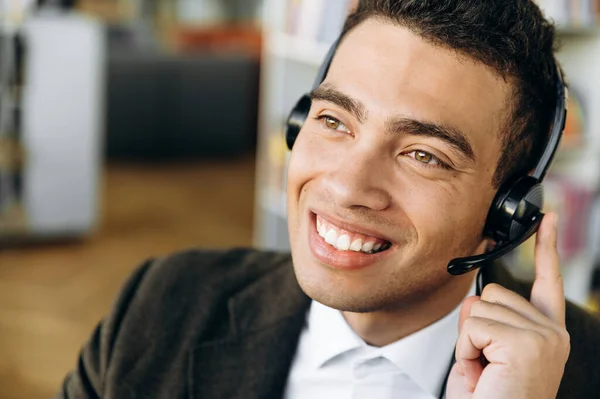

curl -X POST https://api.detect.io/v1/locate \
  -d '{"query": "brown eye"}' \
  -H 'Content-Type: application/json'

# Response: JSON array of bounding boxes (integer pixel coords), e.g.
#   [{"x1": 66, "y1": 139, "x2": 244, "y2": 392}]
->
[
  {"x1": 403, "y1": 150, "x2": 452, "y2": 171},
  {"x1": 325, "y1": 117, "x2": 340, "y2": 129},
  {"x1": 415, "y1": 150, "x2": 433, "y2": 164},
  {"x1": 318, "y1": 115, "x2": 350, "y2": 133}
]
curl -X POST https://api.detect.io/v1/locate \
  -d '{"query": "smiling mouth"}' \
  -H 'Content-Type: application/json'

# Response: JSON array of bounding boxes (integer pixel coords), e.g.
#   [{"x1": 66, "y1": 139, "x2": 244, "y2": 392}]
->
[{"x1": 315, "y1": 214, "x2": 392, "y2": 254}]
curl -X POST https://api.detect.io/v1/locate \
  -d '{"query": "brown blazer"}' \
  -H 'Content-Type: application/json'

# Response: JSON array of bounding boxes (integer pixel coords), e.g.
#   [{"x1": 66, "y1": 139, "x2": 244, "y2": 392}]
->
[{"x1": 57, "y1": 249, "x2": 600, "y2": 398}]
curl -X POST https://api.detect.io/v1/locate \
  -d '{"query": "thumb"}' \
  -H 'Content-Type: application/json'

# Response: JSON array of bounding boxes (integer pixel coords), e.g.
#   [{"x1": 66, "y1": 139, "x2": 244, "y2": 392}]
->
[{"x1": 458, "y1": 296, "x2": 480, "y2": 331}]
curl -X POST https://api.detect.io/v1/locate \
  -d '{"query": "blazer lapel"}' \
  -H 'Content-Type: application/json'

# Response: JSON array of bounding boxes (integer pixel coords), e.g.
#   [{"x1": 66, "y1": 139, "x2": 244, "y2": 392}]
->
[{"x1": 189, "y1": 260, "x2": 311, "y2": 399}]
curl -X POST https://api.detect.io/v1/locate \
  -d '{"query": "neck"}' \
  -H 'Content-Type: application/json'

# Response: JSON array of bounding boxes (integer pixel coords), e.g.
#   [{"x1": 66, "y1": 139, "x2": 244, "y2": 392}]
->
[{"x1": 342, "y1": 272, "x2": 475, "y2": 347}]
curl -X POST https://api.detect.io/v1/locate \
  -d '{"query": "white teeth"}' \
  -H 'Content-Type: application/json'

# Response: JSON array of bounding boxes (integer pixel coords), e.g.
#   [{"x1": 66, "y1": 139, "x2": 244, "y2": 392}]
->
[
  {"x1": 318, "y1": 223, "x2": 326, "y2": 236},
  {"x1": 336, "y1": 235, "x2": 350, "y2": 251},
  {"x1": 325, "y1": 228, "x2": 338, "y2": 245},
  {"x1": 349, "y1": 238, "x2": 363, "y2": 252},
  {"x1": 317, "y1": 217, "x2": 388, "y2": 254},
  {"x1": 361, "y1": 241, "x2": 374, "y2": 252}
]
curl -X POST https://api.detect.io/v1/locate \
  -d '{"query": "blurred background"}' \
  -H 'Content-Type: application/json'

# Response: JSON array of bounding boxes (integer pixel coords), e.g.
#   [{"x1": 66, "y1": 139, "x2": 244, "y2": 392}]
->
[{"x1": 0, "y1": 0, "x2": 599, "y2": 397}]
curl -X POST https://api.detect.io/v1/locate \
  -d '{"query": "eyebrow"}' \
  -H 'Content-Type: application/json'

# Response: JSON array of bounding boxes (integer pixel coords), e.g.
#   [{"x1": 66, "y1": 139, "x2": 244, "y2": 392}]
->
[
  {"x1": 311, "y1": 83, "x2": 475, "y2": 163},
  {"x1": 386, "y1": 118, "x2": 476, "y2": 162},
  {"x1": 311, "y1": 84, "x2": 368, "y2": 124}
]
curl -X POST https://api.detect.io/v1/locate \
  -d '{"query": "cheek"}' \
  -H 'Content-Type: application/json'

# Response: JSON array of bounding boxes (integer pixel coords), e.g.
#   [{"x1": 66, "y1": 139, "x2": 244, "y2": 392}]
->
[
  {"x1": 286, "y1": 127, "x2": 340, "y2": 198},
  {"x1": 399, "y1": 179, "x2": 491, "y2": 256},
  {"x1": 286, "y1": 136, "x2": 312, "y2": 208},
  {"x1": 286, "y1": 130, "x2": 326, "y2": 232}
]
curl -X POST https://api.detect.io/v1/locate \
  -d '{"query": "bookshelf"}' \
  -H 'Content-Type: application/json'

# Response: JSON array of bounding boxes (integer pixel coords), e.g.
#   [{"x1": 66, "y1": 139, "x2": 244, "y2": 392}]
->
[
  {"x1": 254, "y1": 0, "x2": 353, "y2": 252},
  {"x1": 0, "y1": 2, "x2": 30, "y2": 236},
  {"x1": 0, "y1": 6, "x2": 105, "y2": 240},
  {"x1": 267, "y1": 31, "x2": 330, "y2": 66},
  {"x1": 253, "y1": 0, "x2": 600, "y2": 307}
]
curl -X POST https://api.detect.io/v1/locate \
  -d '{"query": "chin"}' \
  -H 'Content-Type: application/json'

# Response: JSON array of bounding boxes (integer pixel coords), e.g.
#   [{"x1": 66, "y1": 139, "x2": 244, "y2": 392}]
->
[{"x1": 290, "y1": 249, "x2": 447, "y2": 313}]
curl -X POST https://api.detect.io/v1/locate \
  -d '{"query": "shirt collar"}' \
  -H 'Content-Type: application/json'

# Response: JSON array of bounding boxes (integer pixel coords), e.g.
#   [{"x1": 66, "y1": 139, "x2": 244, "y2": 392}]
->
[
  {"x1": 305, "y1": 280, "x2": 476, "y2": 397},
  {"x1": 305, "y1": 299, "x2": 365, "y2": 369},
  {"x1": 379, "y1": 291, "x2": 470, "y2": 397}
]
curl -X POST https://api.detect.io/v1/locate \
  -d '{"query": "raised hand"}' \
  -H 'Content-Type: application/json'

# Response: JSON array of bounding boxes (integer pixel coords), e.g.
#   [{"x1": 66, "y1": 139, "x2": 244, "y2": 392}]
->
[{"x1": 446, "y1": 213, "x2": 570, "y2": 399}]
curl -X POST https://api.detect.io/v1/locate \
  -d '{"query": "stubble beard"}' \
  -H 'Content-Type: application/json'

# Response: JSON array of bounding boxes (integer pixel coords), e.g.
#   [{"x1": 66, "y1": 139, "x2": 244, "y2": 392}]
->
[{"x1": 291, "y1": 253, "x2": 454, "y2": 314}]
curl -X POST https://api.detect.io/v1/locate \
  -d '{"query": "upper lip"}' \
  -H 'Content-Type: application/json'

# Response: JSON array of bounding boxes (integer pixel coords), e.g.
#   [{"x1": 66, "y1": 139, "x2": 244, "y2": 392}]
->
[{"x1": 311, "y1": 209, "x2": 394, "y2": 243}]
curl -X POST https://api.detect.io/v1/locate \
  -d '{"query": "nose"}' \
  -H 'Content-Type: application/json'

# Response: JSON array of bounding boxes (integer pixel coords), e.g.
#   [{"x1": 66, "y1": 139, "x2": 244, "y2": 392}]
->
[{"x1": 323, "y1": 149, "x2": 391, "y2": 211}]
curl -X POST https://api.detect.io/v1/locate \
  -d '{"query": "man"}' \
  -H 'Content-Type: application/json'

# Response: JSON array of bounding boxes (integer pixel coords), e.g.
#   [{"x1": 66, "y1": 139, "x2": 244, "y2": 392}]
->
[{"x1": 58, "y1": 1, "x2": 600, "y2": 398}]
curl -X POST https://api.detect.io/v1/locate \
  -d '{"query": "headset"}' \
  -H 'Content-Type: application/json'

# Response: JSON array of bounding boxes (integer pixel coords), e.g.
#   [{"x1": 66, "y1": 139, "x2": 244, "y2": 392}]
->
[{"x1": 285, "y1": 38, "x2": 568, "y2": 280}]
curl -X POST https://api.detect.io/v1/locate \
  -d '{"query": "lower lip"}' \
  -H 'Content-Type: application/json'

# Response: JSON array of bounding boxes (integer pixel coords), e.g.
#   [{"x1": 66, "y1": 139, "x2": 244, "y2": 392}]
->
[{"x1": 308, "y1": 212, "x2": 395, "y2": 271}]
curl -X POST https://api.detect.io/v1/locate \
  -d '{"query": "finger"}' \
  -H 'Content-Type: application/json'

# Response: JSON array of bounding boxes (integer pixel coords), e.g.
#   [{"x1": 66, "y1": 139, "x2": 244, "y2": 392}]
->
[
  {"x1": 456, "y1": 317, "x2": 489, "y2": 391},
  {"x1": 458, "y1": 316, "x2": 536, "y2": 363},
  {"x1": 445, "y1": 363, "x2": 474, "y2": 398},
  {"x1": 531, "y1": 212, "x2": 565, "y2": 326},
  {"x1": 456, "y1": 316, "x2": 527, "y2": 391},
  {"x1": 480, "y1": 283, "x2": 555, "y2": 328},
  {"x1": 458, "y1": 296, "x2": 480, "y2": 331},
  {"x1": 456, "y1": 295, "x2": 483, "y2": 391},
  {"x1": 469, "y1": 299, "x2": 544, "y2": 331}
]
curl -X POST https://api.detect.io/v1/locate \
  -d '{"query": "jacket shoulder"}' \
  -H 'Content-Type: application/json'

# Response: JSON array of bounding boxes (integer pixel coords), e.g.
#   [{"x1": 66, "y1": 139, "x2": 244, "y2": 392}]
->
[
  {"x1": 141, "y1": 247, "x2": 293, "y2": 298},
  {"x1": 559, "y1": 301, "x2": 600, "y2": 398},
  {"x1": 57, "y1": 248, "x2": 293, "y2": 398},
  {"x1": 129, "y1": 248, "x2": 294, "y2": 338}
]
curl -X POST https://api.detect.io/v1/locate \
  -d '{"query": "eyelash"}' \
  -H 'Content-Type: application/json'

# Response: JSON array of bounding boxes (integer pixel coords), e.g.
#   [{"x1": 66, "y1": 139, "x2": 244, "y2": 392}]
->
[
  {"x1": 315, "y1": 114, "x2": 351, "y2": 133},
  {"x1": 404, "y1": 150, "x2": 452, "y2": 170},
  {"x1": 314, "y1": 114, "x2": 452, "y2": 171}
]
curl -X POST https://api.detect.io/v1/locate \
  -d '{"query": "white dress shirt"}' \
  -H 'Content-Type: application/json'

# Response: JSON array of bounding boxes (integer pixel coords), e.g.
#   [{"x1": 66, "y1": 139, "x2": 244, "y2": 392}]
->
[{"x1": 283, "y1": 284, "x2": 475, "y2": 399}]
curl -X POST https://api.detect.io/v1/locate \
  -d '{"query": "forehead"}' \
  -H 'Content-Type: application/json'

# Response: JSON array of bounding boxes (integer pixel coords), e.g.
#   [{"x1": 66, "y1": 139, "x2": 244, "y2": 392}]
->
[{"x1": 325, "y1": 18, "x2": 512, "y2": 169}]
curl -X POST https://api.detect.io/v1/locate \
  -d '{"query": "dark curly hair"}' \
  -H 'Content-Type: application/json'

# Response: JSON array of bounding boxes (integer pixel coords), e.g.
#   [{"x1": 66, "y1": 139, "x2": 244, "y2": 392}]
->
[{"x1": 340, "y1": 0, "x2": 560, "y2": 188}]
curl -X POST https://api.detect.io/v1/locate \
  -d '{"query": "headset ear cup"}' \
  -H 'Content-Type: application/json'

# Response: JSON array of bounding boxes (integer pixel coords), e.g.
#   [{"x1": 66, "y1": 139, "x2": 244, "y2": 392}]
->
[
  {"x1": 286, "y1": 94, "x2": 312, "y2": 150},
  {"x1": 484, "y1": 175, "x2": 544, "y2": 242}
]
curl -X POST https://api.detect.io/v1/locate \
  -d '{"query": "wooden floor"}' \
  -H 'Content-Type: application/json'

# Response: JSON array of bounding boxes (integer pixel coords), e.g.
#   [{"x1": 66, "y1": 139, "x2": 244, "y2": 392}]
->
[{"x1": 0, "y1": 155, "x2": 256, "y2": 399}]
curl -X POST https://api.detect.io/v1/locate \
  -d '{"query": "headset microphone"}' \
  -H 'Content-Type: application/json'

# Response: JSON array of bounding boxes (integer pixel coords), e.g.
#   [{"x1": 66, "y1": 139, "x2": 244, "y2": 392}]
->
[
  {"x1": 447, "y1": 212, "x2": 543, "y2": 275},
  {"x1": 285, "y1": 38, "x2": 568, "y2": 281}
]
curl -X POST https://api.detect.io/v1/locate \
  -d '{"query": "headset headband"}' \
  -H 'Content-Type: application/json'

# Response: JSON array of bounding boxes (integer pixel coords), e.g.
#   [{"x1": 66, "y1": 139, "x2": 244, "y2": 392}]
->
[{"x1": 533, "y1": 67, "x2": 568, "y2": 181}]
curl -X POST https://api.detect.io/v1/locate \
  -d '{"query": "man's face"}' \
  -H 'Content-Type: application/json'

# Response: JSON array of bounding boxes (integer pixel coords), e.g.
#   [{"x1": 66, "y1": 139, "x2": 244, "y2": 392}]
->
[{"x1": 287, "y1": 19, "x2": 511, "y2": 312}]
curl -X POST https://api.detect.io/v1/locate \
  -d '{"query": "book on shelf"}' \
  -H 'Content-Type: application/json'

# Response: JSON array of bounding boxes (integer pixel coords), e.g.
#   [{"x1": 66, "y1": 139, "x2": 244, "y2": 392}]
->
[
  {"x1": 0, "y1": 30, "x2": 27, "y2": 234},
  {"x1": 536, "y1": 0, "x2": 600, "y2": 28},
  {"x1": 0, "y1": 133, "x2": 27, "y2": 234},
  {"x1": 561, "y1": 85, "x2": 587, "y2": 148},
  {"x1": 264, "y1": 128, "x2": 289, "y2": 207}
]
